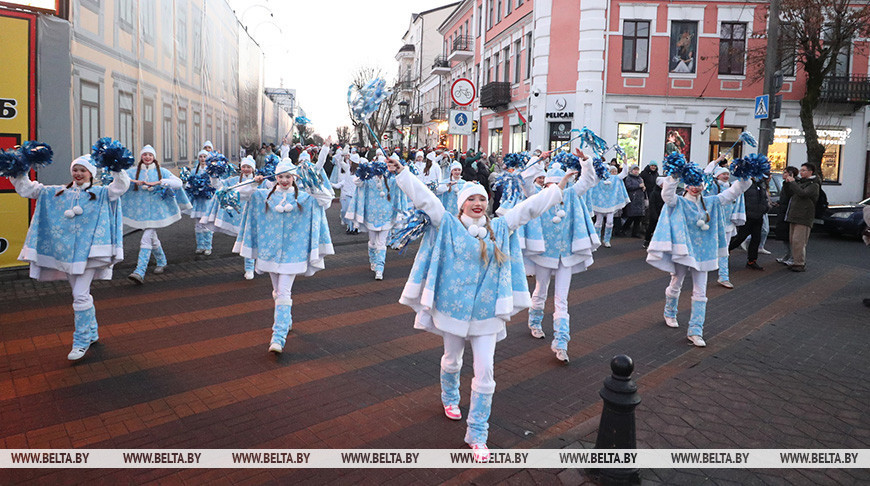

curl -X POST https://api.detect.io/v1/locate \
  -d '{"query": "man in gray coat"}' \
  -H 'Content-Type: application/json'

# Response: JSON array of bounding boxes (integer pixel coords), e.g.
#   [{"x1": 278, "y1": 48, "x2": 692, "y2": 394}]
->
[{"x1": 783, "y1": 163, "x2": 820, "y2": 272}]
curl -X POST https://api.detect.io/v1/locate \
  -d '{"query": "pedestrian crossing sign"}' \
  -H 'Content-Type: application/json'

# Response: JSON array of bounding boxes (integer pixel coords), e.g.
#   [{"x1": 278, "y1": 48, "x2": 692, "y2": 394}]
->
[{"x1": 755, "y1": 95, "x2": 769, "y2": 119}]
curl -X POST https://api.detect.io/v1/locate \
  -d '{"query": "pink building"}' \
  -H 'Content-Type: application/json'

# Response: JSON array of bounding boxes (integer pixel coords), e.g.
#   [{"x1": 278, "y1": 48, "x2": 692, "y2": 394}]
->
[{"x1": 417, "y1": 0, "x2": 870, "y2": 203}]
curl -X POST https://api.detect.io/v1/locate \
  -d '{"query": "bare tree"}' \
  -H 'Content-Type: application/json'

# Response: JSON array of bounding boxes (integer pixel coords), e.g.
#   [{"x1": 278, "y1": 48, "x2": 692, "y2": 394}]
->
[
  {"x1": 336, "y1": 126, "x2": 352, "y2": 145},
  {"x1": 348, "y1": 66, "x2": 398, "y2": 147},
  {"x1": 750, "y1": 1, "x2": 870, "y2": 167}
]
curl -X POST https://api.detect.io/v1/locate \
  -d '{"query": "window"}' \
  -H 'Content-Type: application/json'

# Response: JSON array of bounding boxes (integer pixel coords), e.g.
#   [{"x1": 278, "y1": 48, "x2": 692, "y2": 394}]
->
[
  {"x1": 143, "y1": 98, "x2": 154, "y2": 146},
  {"x1": 503, "y1": 47, "x2": 510, "y2": 82},
  {"x1": 518, "y1": 0, "x2": 523, "y2": 6},
  {"x1": 163, "y1": 104, "x2": 173, "y2": 162},
  {"x1": 177, "y1": 5, "x2": 187, "y2": 63},
  {"x1": 141, "y1": 1, "x2": 155, "y2": 43},
  {"x1": 779, "y1": 23, "x2": 796, "y2": 77},
  {"x1": 820, "y1": 143, "x2": 842, "y2": 183},
  {"x1": 118, "y1": 91, "x2": 134, "y2": 151},
  {"x1": 719, "y1": 22, "x2": 746, "y2": 75},
  {"x1": 162, "y1": 0, "x2": 173, "y2": 53},
  {"x1": 465, "y1": 20, "x2": 469, "y2": 41},
  {"x1": 617, "y1": 123, "x2": 642, "y2": 167},
  {"x1": 216, "y1": 115, "x2": 223, "y2": 155},
  {"x1": 622, "y1": 20, "x2": 650, "y2": 73},
  {"x1": 669, "y1": 21, "x2": 697, "y2": 74},
  {"x1": 177, "y1": 108, "x2": 188, "y2": 160},
  {"x1": 823, "y1": 27, "x2": 851, "y2": 77},
  {"x1": 477, "y1": 5, "x2": 483, "y2": 37},
  {"x1": 494, "y1": 52, "x2": 500, "y2": 81},
  {"x1": 206, "y1": 114, "x2": 212, "y2": 144},
  {"x1": 514, "y1": 40, "x2": 522, "y2": 83},
  {"x1": 510, "y1": 124, "x2": 527, "y2": 152},
  {"x1": 506, "y1": 0, "x2": 512, "y2": 15},
  {"x1": 223, "y1": 119, "x2": 229, "y2": 157},
  {"x1": 483, "y1": 59, "x2": 490, "y2": 84},
  {"x1": 489, "y1": 128, "x2": 502, "y2": 156},
  {"x1": 193, "y1": 111, "x2": 201, "y2": 149},
  {"x1": 80, "y1": 81, "x2": 100, "y2": 155},
  {"x1": 497, "y1": 0, "x2": 502, "y2": 23},
  {"x1": 487, "y1": 0, "x2": 494, "y2": 29},
  {"x1": 525, "y1": 33, "x2": 533, "y2": 79},
  {"x1": 118, "y1": 0, "x2": 134, "y2": 29},
  {"x1": 192, "y1": 9, "x2": 203, "y2": 70}
]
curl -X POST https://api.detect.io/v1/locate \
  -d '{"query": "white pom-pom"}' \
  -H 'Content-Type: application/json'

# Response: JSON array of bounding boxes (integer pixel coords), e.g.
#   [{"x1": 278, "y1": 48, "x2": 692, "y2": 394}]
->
[
  {"x1": 275, "y1": 205, "x2": 285, "y2": 213},
  {"x1": 702, "y1": 224, "x2": 710, "y2": 231},
  {"x1": 64, "y1": 209, "x2": 75, "y2": 219},
  {"x1": 552, "y1": 216, "x2": 562, "y2": 224},
  {"x1": 476, "y1": 226, "x2": 488, "y2": 238},
  {"x1": 73, "y1": 205, "x2": 83, "y2": 215},
  {"x1": 468, "y1": 224, "x2": 480, "y2": 237},
  {"x1": 379, "y1": 191, "x2": 386, "y2": 197},
  {"x1": 556, "y1": 209, "x2": 566, "y2": 218},
  {"x1": 696, "y1": 219, "x2": 705, "y2": 228}
]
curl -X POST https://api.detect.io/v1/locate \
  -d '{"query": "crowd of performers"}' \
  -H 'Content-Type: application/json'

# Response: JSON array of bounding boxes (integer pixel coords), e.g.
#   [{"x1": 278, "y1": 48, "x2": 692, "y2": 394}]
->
[{"x1": 4, "y1": 133, "x2": 771, "y2": 459}]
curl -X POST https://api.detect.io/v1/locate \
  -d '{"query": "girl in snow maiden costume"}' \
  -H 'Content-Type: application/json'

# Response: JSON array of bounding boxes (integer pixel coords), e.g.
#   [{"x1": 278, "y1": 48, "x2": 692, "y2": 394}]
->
[
  {"x1": 587, "y1": 163, "x2": 630, "y2": 247},
  {"x1": 524, "y1": 151, "x2": 601, "y2": 363},
  {"x1": 703, "y1": 156, "x2": 746, "y2": 289},
  {"x1": 386, "y1": 156, "x2": 576, "y2": 459},
  {"x1": 9, "y1": 155, "x2": 130, "y2": 360},
  {"x1": 185, "y1": 149, "x2": 217, "y2": 255},
  {"x1": 646, "y1": 155, "x2": 752, "y2": 347},
  {"x1": 346, "y1": 154, "x2": 400, "y2": 280},
  {"x1": 200, "y1": 156, "x2": 264, "y2": 279},
  {"x1": 234, "y1": 159, "x2": 335, "y2": 354},
  {"x1": 123, "y1": 145, "x2": 191, "y2": 284},
  {"x1": 435, "y1": 160, "x2": 466, "y2": 211}
]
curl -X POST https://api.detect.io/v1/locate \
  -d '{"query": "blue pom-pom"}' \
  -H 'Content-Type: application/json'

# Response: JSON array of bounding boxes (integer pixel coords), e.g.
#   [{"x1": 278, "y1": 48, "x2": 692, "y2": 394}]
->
[
  {"x1": 179, "y1": 166, "x2": 191, "y2": 184},
  {"x1": 493, "y1": 172, "x2": 525, "y2": 208},
  {"x1": 355, "y1": 160, "x2": 388, "y2": 181},
  {"x1": 662, "y1": 151, "x2": 688, "y2": 178},
  {"x1": 553, "y1": 151, "x2": 582, "y2": 172},
  {"x1": 739, "y1": 131, "x2": 757, "y2": 148},
  {"x1": 399, "y1": 158, "x2": 419, "y2": 175},
  {"x1": 185, "y1": 172, "x2": 216, "y2": 200},
  {"x1": 578, "y1": 127, "x2": 609, "y2": 157},
  {"x1": 388, "y1": 209, "x2": 431, "y2": 253},
  {"x1": 205, "y1": 153, "x2": 235, "y2": 178},
  {"x1": 152, "y1": 184, "x2": 176, "y2": 200},
  {"x1": 682, "y1": 164, "x2": 705, "y2": 187},
  {"x1": 216, "y1": 188, "x2": 242, "y2": 215},
  {"x1": 0, "y1": 149, "x2": 28, "y2": 178},
  {"x1": 593, "y1": 157, "x2": 610, "y2": 181},
  {"x1": 258, "y1": 154, "x2": 280, "y2": 178},
  {"x1": 20, "y1": 141, "x2": 54, "y2": 168},
  {"x1": 503, "y1": 152, "x2": 530, "y2": 170},
  {"x1": 347, "y1": 78, "x2": 391, "y2": 122},
  {"x1": 729, "y1": 153, "x2": 770, "y2": 180},
  {"x1": 295, "y1": 116, "x2": 311, "y2": 125},
  {"x1": 99, "y1": 168, "x2": 114, "y2": 185},
  {"x1": 91, "y1": 137, "x2": 134, "y2": 172}
]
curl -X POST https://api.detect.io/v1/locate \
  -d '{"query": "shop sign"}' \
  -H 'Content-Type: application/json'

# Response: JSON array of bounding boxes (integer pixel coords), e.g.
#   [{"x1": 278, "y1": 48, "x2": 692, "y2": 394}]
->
[{"x1": 773, "y1": 127, "x2": 851, "y2": 145}]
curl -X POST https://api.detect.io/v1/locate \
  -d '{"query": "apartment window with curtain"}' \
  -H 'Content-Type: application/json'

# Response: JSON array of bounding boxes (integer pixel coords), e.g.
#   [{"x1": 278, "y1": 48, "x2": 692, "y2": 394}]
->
[
  {"x1": 477, "y1": 5, "x2": 483, "y2": 36},
  {"x1": 487, "y1": 0, "x2": 494, "y2": 29},
  {"x1": 514, "y1": 40, "x2": 522, "y2": 83},
  {"x1": 162, "y1": 104, "x2": 173, "y2": 162},
  {"x1": 494, "y1": 53, "x2": 500, "y2": 81},
  {"x1": 496, "y1": 0, "x2": 502, "y2": 23},
  {"x1": 483, "y1": 59, "x2": 490, "y2": 84},
  {"x1": 118, "y1": 0, "x2": 134, "y2": 30},
  {"x1": 80, "y1": 81, "x2": 100, "y2": 155},
  {"x1": 502, "y1": 47, "x2": 510, "y2": 82},
  {"x1": 193, "y1": 111, "x2": 201, "y2": 151},
  {"x1": 718, "y1": 22, "x2": 747, "y2": 75},
  {"x1": 192, "y1": 9, "x2": 203, "y2": 70},
  {"x1": 621, "y1": 20, "x2": 650, "y2": 73},
  {"x1": 525, "y1": 33, "x2": 532, "y2": 79},
  {"x1": 143, "y1": 98, "x2": 154, "y2": 146},
  {"x1": 510, "y1": 124, "x2": 527, "y2": 152},
  {"x1": 177, "y1": 108, "x2": 188, "y2": 160},
  {"x1": 118, "y1": 91, "x2": 134, "y2": 151},
  {"x1": 506, "y1": 0, "x2": 512, "y2": 15},
  {"x1": 206, "y1": 114, "x2": 212, "y2": 143}
]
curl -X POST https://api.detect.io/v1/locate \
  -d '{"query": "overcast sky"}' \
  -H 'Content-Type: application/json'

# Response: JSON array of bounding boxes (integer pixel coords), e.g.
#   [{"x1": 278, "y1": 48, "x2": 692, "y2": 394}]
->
[{"x1": 228, "y1": 0, "x2": 451, "y2": 139}]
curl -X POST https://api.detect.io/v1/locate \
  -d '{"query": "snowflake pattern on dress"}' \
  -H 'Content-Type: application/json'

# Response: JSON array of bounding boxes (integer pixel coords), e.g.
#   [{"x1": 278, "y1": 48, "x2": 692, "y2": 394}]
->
[
  {"x1": 121, "y1": 167, "x2": 189, "y2": 229},
  {"x1": 646, "y1": 195, "x2": 729, "y2": 273},
  {"x1": 588, "y1": 176, "x2": 630, "y2": 213},
  {"x1": 345, "y1": 176, "x2": 400, "y2": 231}
]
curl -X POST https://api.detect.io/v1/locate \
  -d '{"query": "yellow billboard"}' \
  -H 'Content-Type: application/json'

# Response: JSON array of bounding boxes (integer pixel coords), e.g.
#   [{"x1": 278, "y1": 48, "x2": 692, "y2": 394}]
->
[{"x1": 0, "y1": 10, "x2": 37, "y2": 268}]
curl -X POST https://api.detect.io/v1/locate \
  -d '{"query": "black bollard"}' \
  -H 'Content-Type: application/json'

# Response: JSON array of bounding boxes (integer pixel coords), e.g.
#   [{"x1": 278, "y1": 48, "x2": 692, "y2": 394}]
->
[{"x1": 589, "y1": 354, "x2": 641, "y2": 485}]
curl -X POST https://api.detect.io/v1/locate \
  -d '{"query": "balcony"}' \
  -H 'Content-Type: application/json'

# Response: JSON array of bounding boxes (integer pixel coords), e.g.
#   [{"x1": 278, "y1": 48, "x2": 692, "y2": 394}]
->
[
  {"x1": 432, "y1": 56, "x2": 450, "y2": 75},
  {"x1": 447, "y1": 35, "x2": 473, "y2": 63},
  {"x1": 820, "y1": 75, "x2": 870, "y2": 105},
  {"x1": 479, "y1": 82, "x2": 511, "y2": 109},
  {"x1": 399, "y1": 112, "x2": 424, "y2": 126},
  {"x1": 396, "y1": 78, "x2": 416, "y2": 93},
  {"x1": 395, "y1": 43, "x2": 415, "y2": 61},
  {"x1": 431, "y1": 108, "x2": 448, "y2": 121}
]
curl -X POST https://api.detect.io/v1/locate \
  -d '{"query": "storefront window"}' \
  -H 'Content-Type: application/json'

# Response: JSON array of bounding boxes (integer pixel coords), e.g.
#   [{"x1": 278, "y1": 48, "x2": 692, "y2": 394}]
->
[
  {"x1": 617, "y1": 123, "x2": 641, "y2": 166},
  {"x1": 820, "y1": 144, "x2": 841, "y2": 183},
  {"x1": 772, "y1": 127, "x2": 847, "y2": 182},
  {"x1": 768, "y1": 138, "x2": 789, "y2": 173},
  {"x1": 489, "y1": 128, "x2": 502, "y2": 156},
  {"x1": 510, "y1": 124, "x2": 527, "y2": 153},
  {"x1": 708, "y1": 126, "x2": 743, "y2": 161},
  {"x1": 549, "y1": 121, "x2": 572, "y2": 152}
]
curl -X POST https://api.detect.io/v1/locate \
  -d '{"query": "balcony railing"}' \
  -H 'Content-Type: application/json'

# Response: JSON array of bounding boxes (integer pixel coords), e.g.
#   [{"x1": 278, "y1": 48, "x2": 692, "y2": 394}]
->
[
  {"x1": 399, "y1": 112, "x2": 423, "y2": 126},
  {"x1": 479, "y1": 82, "x2": 511, "y2": 108},
  {"x1": 452, "y1": 35, "x2": 472, "y2": 53},
  {"x1": 396, "y1": 79, "x2": 416, "y2": 91},
  {"x1": 820, "y1": 75, "x2": 870, "y2": 104},
  {"x1": 431, "y1": 108, "x2": 448, "y2": 121},
  {"x1": 432, "y1": 56, "x2": 450, "y2": 75}
]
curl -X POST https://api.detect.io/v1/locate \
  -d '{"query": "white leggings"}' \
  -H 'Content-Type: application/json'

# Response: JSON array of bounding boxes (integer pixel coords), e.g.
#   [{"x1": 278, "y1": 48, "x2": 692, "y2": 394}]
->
[
  {"x1": 269, "y1": 273, "x2": 297, "y2": 305},
  {"x1": 666, "y1": 264, "x2": 708, "y2": 302},
  {"x1": 140, "y1": 228, "x2": 162, "y2": 249},
  {"x1": 194, "y1": 221, "x2": 209, "y2": 233},
  {"x1": 68, "y1": 268, "x2": 97, "y2": 311},
  {"x1": 441, "y1": 332, "x2": 497, "y2": 395},
  {"x1": 594, "y1": 211, "x2": 615, "y2": 228},
  {"x1": 367, "y1": 230, "x2": 388, "y2": 250},
  {"x1": 531, "y1": 263, "x2": 572, "y2": 319}
]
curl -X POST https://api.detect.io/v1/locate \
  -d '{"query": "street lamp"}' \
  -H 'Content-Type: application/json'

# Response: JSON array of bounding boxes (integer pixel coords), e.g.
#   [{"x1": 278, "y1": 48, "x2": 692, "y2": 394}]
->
[{"x1": 397, "y1": 100, "x2": 409, "y2": 154}]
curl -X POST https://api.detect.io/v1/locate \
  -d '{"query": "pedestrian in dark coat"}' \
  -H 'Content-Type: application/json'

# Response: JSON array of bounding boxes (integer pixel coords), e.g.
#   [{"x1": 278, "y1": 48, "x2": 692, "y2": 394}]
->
[
  {"x1": 641, "y1": 162, "x2": 663, "y2": 247},
  {"x1": 623, "y1": 165, "x2": 646, "y2": 237},
  {"x1": 728, "y1": 178, "x2": 770, "y2": 269}
]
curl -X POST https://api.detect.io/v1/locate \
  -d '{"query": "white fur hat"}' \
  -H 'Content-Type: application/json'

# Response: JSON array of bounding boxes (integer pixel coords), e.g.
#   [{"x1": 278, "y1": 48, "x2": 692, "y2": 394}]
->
[
  {"x1": 457, "y1": 182, "x2": 488, "y2": 210},
  {"x1": 276, "y1": 158, "x2": 298, "y2": 176},
  {"x1": 241, "y1": 156, "x2": 256, "y2": 169},
  {"x1": 450, "y1": 161, "x2": 462, "y2": 172},
  {"x1": 544, "y1": 163, "x2": 566, "y2": 185},
  {"x1": 415, "y1": 151, "x2": 424, "y2": 161},
  {"x1": 140, "y1": 145, "x2": 156, "y2": 157},
  {"x1": 202, "y1": 140, "x2": 213, "y2": 149},
  {"x1": 426, "y1": 152, "x2": 437, "y2": 162},
  {"x1": 70, "y1": 155, "x2": 97, "y2": 179},
  {"x1": 298, "y1": 151, "x2": 311, "y2": 164},
  {"x1": 388, "y1": 153, "x2": 400, "y2": 163},
  {"x1": 197, "y1": 149, "x2": 210, "y2": 158},
  {"x1": 350, "y1": 153, "x2": 360, "y2": 163},
  {"x1": 713, "y1": 166, "x2": 730, "y2": 178}
]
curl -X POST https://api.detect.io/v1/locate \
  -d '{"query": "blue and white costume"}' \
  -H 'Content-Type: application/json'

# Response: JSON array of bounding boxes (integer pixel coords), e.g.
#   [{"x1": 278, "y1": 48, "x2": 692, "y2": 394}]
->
[
  {"x1": 703, "y1": 161, "x2": 746, "y2": 288},
  {"x1": 9, "y1": 156, "x2": 130, "y2": 360},
  {"x1": 435, "y1": 161, "x2": 466, "y2": 215},
  {"x1": 587, "y1": 164, "x2": 630, "y2": 247},
  {"x1": 345, "y1": 154, "x2": 401, "y2": 279},
  {"x1": 185, "y1": 149, "x2": 217, "y2": 255},
  {"x1": 394, "y1": 166, "x2": 565, "y2": 452},
  {"x1": 646, "y1": 175, "x2": 751, "y2": 347},
  {"x1": 523, "y1": 157, "x2": 600, "y2": 360},
  {"x1": 332, "y1": 152, "x2": 358, "y2": 232},
  {"x1": 122, "y1": 145, "x2": 189, "y2": 283},
  {"x1": 234, "y1": 160, "x2": 334, "y2": 353}
]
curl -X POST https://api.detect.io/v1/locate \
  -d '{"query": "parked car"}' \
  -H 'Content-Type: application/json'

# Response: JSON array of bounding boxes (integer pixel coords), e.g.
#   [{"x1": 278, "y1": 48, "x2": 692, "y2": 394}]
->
[{"x1": 822, "y1": 197, "x2": 870, "y2": 238}]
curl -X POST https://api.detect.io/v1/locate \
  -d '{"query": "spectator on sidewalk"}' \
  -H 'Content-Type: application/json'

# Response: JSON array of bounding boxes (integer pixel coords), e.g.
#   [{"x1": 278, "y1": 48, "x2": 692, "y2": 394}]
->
[
  {"x1": 641, "y1": 161, "x2": 663, "y2": 248},
  {"x1": 783, "y1": 163, "x2": 820, "y2": 272},
  {"x1": 728, "y1": 177, "x2": 770, "y2": 270},
  {"x1": 775, "y1": 166, "x2": 799, "y2": 265},
  {"x1": 622, "y1": 165, "x2": 646, "y2": 238}
]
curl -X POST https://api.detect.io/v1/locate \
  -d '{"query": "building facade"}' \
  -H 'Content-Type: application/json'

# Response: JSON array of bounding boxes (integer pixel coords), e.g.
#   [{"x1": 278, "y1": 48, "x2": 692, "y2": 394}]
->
[{"x1": 407, "y1": 0, "x2": 870, "y2": 204}]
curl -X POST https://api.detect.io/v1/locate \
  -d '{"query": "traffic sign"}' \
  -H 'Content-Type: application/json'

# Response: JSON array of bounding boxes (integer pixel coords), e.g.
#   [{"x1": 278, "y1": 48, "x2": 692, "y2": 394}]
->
[
  {"x1": 448, "y1": 109, "x2": 472, "y2": 135},
  {"x1": 450, "y1": 78, "x2": 475, "y2": 106},
  {"x1": 755, "y1": 95, "x2": 769, "y2": 119}
]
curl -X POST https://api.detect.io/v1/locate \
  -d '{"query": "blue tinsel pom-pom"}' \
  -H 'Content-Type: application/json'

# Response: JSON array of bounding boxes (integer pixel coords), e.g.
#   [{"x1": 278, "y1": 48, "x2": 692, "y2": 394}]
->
[
  {"x1": 91, "y1": 137, "x2": 134, "y2": 172},
  {"x1": 662, "y1": 151, "x2": 688, "y2": 178},
  {"x1": 347, "y1": 78, "x2": 391, "y2": 122},
  {"x1": 493, "y1": 172, "x2": 525, "y2": 208},
  {"x1": 503, "y1": 152, "x2": 530, "y2": 170},
  {"x1": 295, "y1": 116, "x2": 311, "y2": 125},
  {"x1": 355, "y1": 160, "x2": 389, "y2": 181},
  {"x1": 553, "y1": 151, "x2": 582, "y2": 172},
  {"x1": 179, "y1": 166, "x2": 191, "y2": 184},
  {"x1": 185, "y1": 172, "x2": 216, "y2": 200},
  {"x1": 216, "y1": 188, "x2": 242, "y2": 215},
  {"x1": 730, "y1": 153, "x2": 770, "y2": 180},
  {"x1": 593, "y1": 157, "x2": 610, "y2": 181},
  {"x1": 578, "y1": 127, "x2": 609, "y2": 157},
  {"x1": 99, "y1": 168, "x2": 114, "y2": 185},
  {"x1": 0, "y1": 141, "x2": 56, "y2": 178},
  {"x1": 739, "y1": 131, "x2": 758, "y2": 148},
  {"x1": 205, "y1": 153, "x2": 235, "y2": 178},
  {"x1": 388, "y1": 209, "x2": 432, "y2": 253},
  {"x1": 152, "y1": 184, "x2": 176, "y2": 200},
  {"x1": 258, "y1": 154, "x2": 280, "y2": 178},
  {"x1": 21, "y1": 141, "x2": 54, "y2": 168}
]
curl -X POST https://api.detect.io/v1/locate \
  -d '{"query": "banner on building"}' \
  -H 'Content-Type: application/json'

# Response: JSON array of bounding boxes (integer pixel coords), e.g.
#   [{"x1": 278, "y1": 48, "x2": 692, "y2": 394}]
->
[{"x1": 0, "y1": 9, "x2": 37, "y2": 269}]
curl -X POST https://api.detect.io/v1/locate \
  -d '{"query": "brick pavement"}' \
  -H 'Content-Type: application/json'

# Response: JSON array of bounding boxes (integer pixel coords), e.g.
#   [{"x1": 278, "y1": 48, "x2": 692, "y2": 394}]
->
[{"x1": 1, "y1": 211, "x2": 869, "y2": 485}]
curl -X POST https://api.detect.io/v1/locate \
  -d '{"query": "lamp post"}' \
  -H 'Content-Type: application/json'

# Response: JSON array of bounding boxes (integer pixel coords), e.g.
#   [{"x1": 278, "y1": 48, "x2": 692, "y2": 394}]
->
[{"x1": 397, "y1": 100, "x2": 409, "y2": 155}]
